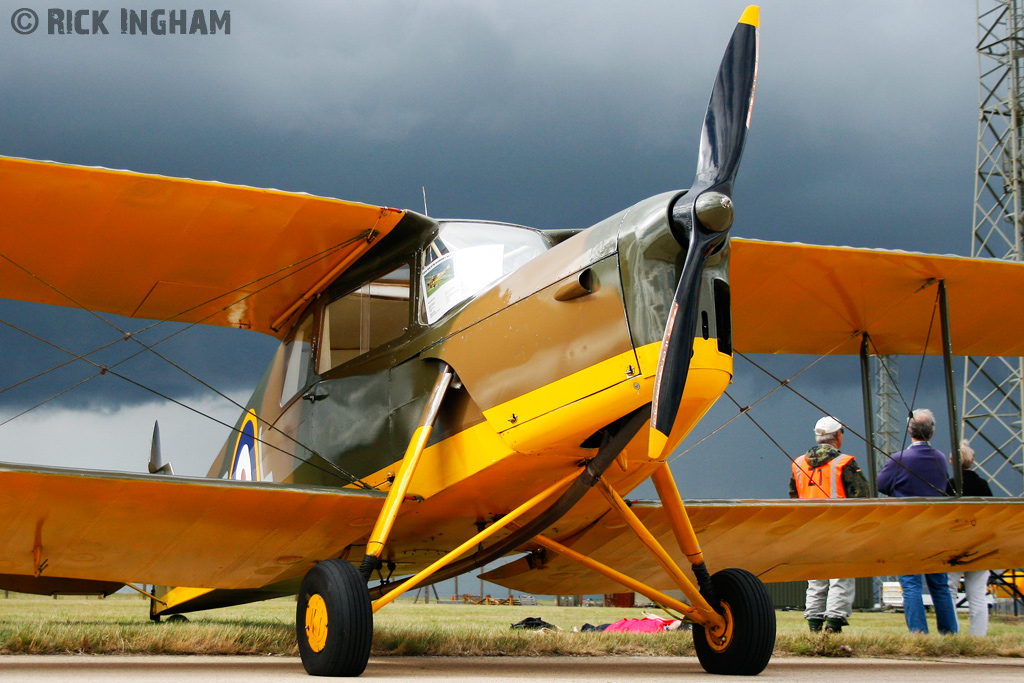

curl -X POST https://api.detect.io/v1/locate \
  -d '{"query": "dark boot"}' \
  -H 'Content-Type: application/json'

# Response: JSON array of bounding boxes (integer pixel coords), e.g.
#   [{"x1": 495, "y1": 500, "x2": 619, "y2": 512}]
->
[
  {"x1": 808, "y1": 619, "x2": 823, "y2": 632},
  {"x1": 824, "y1": 618, "x2": 844, "y2": 634}
]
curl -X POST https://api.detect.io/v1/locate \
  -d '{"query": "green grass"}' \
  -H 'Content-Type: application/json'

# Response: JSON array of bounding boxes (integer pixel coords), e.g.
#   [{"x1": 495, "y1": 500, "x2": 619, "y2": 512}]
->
[{"x1": 0, "y1": 594, "x2": 1022, "y2": 658}]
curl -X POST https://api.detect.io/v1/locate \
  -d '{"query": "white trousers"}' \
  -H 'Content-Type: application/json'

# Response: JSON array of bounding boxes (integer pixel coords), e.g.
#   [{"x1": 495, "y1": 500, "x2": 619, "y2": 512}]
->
[
  {"x1": 804, "y1": 577, "x2": 855, "y2": 622},
  {"x1": 948, "y1": 570, "x2": 989, "y2": 636}
]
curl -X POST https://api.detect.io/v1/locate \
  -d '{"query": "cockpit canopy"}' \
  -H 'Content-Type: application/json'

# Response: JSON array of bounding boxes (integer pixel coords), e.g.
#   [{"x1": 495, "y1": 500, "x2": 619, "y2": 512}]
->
[
  {"x1": 420, "y1": 221, "x2": 549, "y2": 324},
  {"x1": 280, "y1": 219, "x2": 553, "y2": 400}
]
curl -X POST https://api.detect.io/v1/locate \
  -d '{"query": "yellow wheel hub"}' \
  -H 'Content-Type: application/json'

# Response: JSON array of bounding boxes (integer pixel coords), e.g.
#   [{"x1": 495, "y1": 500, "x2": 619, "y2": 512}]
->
[
  {"x1": 305, "y1": 593, "x2": 329, "y2": 652},
  {"x1": 705, "y1": 600, "x2": 734, "y2": 653}
]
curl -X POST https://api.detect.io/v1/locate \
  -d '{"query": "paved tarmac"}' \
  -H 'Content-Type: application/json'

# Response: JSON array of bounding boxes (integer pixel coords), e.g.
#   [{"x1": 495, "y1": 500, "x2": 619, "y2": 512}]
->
[{"x1": 1, "y1": 656, "x2": 1023, "y2": 681}]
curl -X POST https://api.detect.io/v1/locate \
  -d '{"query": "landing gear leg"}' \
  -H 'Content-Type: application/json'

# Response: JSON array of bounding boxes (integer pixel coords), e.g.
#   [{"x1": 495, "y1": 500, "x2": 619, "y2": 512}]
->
[
  {"x1": 296, "y1": 559, "x2": 373, "y2": 677},
  {"x1": 693, "y1": 568, "x2": 775, "y2": 676}
]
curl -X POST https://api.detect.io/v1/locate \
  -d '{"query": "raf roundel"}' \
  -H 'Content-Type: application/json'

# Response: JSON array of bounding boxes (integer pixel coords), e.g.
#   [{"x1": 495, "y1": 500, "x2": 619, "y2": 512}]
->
[{"x1": 229, "y1": 410, "x2": 261, "y2": 481}]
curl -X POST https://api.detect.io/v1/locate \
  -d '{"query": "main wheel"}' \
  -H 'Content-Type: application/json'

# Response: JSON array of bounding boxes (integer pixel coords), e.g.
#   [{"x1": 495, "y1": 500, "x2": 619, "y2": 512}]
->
[
  {"x1": 296, "y1": 559, "x2": 373, "y2": 677},
  {"x1": 693, "y1": 568, "x2": 775, "y2": 676}
]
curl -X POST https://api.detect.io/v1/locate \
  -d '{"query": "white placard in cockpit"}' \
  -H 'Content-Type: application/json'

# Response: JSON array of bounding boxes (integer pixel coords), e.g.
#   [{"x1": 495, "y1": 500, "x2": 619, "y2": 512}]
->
[{"x1": 422, "y1": 244, "x2": 503, "y2": 324}]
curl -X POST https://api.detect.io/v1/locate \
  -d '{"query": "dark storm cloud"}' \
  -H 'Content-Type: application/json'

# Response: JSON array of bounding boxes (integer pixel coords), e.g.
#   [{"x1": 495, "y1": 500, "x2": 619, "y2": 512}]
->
[
  {"x1": 1, "y1": 1, "x2": 979, "y2": 233},
  {"x1": 0, "y1": 2, "x2": 989, "y2": 492}
]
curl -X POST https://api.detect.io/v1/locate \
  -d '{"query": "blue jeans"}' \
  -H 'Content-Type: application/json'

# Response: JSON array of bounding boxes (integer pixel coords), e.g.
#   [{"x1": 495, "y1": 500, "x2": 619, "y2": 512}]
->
[{"x1": 898, "y1": 573, "x2": 959, "y2": 634}]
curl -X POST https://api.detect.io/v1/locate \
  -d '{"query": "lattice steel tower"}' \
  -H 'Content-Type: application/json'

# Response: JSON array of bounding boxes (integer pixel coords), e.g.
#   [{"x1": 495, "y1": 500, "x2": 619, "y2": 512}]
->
[
  {"x1": 967, "y1": 0, "x2": 1024, "y2": 495},
  {"x1": 873, "y1": 355, "x2": 902, "y2": 469}
]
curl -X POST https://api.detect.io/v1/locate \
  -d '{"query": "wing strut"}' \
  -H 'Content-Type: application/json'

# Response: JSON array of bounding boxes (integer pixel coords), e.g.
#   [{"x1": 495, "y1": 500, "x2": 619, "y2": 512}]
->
[{"x1": 359, "y1": 363, "x2": 453, "y2": 580}]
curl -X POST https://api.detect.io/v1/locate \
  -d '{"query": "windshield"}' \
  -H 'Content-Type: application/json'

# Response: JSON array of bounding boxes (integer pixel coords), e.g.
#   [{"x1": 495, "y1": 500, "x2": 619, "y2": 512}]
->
[{"x1": 420, "y1": 222, "x2": 548, "y2": 324}]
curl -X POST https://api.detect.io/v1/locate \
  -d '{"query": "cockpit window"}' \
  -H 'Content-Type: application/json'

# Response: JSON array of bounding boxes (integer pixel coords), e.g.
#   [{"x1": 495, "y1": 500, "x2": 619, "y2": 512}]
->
[
  {"x1": 281, "y1": 312, "x2": 314, "y2": 406},
  {"x1": 317, "y1": 265, "x2": 411, "y2": 373},
  {"x1": 420, "y1": 222, "x2": 548, "y2": 324}
]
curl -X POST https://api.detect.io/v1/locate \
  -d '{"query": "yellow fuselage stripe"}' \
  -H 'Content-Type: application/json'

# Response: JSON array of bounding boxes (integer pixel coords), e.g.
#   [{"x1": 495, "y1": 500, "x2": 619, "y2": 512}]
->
[
  {"x1": 361, "y1": 338, "x2": 731, "y2": 502},
  {"x1": 481, "y1": 346, "x2": 640, "y2": 434}
]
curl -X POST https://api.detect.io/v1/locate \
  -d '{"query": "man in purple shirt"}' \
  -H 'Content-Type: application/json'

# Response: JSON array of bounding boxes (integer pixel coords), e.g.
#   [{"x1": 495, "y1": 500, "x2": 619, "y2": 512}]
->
[{"x1": 877, "y1": 409, "x2": 959, "y2": 634}]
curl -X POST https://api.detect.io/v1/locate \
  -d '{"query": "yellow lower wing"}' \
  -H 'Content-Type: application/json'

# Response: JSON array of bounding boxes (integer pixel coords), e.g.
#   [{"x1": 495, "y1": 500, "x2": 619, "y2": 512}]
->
[
  {"x1": 483, "y1": 498, "x2": 1024, "y2": 593},
  {"x1": 0, "y1": 463, "x2": 384, "y2": 590}
]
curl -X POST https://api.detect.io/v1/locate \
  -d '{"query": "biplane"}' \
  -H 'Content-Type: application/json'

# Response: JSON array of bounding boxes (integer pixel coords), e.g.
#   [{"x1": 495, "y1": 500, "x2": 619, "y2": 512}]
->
[{"x1": 1, "y1": 5, "x2": 1024, "y2": 678}]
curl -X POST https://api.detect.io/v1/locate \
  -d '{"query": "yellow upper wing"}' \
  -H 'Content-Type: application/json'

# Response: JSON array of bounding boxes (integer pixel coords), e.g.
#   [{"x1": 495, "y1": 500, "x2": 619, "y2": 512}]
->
[
  {"x1": 483, "y1": 498, "x2": 1024, "y2": 593},
  {"x1": 0, "y1": 463, "x2": 383, "y2": 589},
  {"x1": 0, "y1": 157, "x2": 407, "y2": 338},
  {"x1": 731, "y1": 239, "x2": 1024, "y2": 356}
]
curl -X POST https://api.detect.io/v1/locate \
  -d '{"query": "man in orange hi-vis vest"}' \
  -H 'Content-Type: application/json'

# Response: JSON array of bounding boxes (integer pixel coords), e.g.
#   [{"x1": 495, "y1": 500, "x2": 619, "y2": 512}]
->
[{"x1": 789, "y1": 416, "x2": 870, "y2": 633}]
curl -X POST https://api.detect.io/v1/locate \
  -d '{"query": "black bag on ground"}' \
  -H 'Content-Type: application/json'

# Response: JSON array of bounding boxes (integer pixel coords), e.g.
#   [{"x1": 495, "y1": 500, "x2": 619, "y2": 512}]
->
[{"x1": 510, "y1": 617, "x2": 558, "y2": 630}]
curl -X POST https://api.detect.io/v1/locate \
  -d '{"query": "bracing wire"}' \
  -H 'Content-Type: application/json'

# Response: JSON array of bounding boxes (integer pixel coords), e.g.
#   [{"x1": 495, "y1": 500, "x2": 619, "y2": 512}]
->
[
  {"x1": 866, "y1": 336, "x2": 911, "y2": 416},
  {"x1": 722, "y1": 391, "x2": 832, "y2": 498},
  {"x1": 674, "y1": 277, "x2": 949, "y2": 497},
  {"x1": 0, "y1": 231, "x2": 383, "y2": 488},
  {"x1": 0, "y1": 316, "x2": 371, "y2": 488},
  {"x1": 671, "y1": 326, "x2": 867, "y2": 463},
  {"x1": 0, "y1": 373, "x2": 101, "y2": 429},
  {"x1": 0, "y1": 320, "x2": 123, "y2": 398},
  {"x1": 736, "y1": 353, "x2": 948, "y2": 497},
  {"x1": 0, "y1": 235, "x2": 364, "y2": 401},
  {"x1": 897, "y1": 286, "x2": 942, "y2": 458}
]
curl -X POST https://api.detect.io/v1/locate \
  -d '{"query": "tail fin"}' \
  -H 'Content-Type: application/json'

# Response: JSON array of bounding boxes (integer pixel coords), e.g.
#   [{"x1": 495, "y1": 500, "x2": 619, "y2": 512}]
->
[{"x1": 148, "y1": 421, "x2": 174, "y2": 475}]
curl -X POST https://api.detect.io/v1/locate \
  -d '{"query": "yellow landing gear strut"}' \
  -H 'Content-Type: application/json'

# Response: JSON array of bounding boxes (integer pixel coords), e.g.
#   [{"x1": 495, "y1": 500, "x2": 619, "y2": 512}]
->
[
  {"x1": 296, "y1": 363, "x2": 454, "y2": 678},
  {"x1": 534, "y1": 462, "x2": 775, "y2": 676},
  {"x1": 359, "y1": 363, "x2": 454, "y2": 580},
  {"x1": 370, "y1": 469, "x2": 582, "y2": 612}
]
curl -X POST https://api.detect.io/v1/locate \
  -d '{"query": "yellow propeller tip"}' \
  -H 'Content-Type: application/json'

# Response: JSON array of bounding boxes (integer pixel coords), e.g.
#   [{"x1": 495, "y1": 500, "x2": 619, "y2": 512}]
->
[
  {"x1": 739, "y1": 5, "x2": 759, "y2": 27},
  {"x1": 647, "y1": 429, "x2": 669, "y2": 462}
]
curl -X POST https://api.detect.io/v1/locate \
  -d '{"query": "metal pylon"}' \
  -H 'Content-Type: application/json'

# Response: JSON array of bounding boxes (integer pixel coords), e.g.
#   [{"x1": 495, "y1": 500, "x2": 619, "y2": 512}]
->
[
  {"x1": 967, "y1": 0, "x2": 1024, "y2": 496},
  {"x1": 871, "y1": 354, "x2": 901, "y2": 598},
  {"x1": 873, "y1": 355, "x2": 902, "y2": 467}
]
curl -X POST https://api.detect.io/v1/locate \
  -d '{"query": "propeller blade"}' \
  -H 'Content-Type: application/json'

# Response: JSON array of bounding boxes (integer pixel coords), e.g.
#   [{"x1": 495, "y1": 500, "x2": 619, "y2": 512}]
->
[
  {"x1": 695, "y1": 5, "x2": 759, "y2": 195},
  {"x1": 649, "y1": 6, "x2": 758, "y2": 460},
  {"x1": 648, "y1": 236, "x2": 707, "y2": 460}
]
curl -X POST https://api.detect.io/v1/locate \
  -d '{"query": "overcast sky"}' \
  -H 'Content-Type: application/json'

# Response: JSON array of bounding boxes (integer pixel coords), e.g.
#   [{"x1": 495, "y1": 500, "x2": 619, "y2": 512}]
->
[{"x1": 0, "y1": 1, "x2": 1003, "y2": 499}]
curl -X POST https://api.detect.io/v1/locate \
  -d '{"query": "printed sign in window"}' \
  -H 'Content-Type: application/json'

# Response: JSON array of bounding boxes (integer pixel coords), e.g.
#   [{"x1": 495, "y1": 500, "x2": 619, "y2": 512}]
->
[{"x1": 422, "y1": 244, "x2": 503, "y2": 324}]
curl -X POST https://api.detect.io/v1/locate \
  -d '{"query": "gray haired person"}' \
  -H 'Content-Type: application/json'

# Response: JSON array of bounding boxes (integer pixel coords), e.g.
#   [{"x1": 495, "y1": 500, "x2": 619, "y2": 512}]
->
[{"x1": 947, "y1": 440, "x2": 993, "y2": 636}]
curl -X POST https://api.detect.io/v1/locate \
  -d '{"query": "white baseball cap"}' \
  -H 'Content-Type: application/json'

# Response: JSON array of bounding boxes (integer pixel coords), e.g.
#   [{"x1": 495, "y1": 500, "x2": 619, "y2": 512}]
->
[{"x1": 814, "y1": 416, "x2": 843, "y2": 436}]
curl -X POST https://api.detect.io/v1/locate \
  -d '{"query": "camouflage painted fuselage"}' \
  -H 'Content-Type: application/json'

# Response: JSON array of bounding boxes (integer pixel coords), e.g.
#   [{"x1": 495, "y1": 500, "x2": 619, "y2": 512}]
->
[{"x1": 187, "y1": 189, "x2": 733, "y2": 605}]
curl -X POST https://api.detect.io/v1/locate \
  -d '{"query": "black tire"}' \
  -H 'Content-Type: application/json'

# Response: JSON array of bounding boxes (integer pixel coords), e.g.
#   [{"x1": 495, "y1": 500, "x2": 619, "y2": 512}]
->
[
  {"x1": 165, "y1": 614, "x2": 189, "y2": 623},
  {"x1": 693, "y1": 568, "x2": 775, "y2": 676},
  {"x1": 296, "y1": 559, "x2": 373, "y2": 677}
]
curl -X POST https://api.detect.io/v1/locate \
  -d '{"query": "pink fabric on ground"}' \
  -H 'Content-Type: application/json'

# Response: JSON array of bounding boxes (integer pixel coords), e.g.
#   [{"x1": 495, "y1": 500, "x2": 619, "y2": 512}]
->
[{"x1": 603, "y1": 618, "x2": 676, "y2": 633}]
